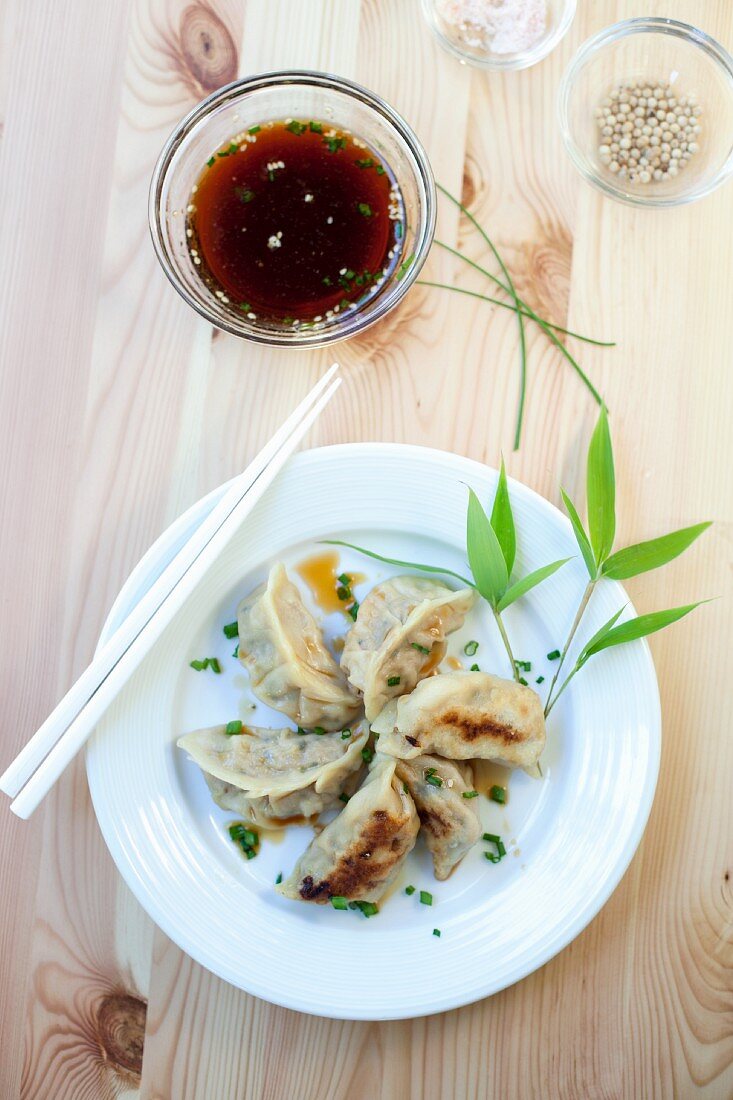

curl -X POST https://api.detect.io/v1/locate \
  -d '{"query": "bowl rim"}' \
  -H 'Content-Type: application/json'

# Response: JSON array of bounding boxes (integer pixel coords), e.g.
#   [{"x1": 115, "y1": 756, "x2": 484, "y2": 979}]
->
[
  {"x1": 558, "y1": 16, "x2": 733, "y2": 209},
  {"x1": 419, "y1": 0, "x2": 577, "y2": 72},
  {"x1": 148, "y1": 69, "x2": 437, "y2": 346}
]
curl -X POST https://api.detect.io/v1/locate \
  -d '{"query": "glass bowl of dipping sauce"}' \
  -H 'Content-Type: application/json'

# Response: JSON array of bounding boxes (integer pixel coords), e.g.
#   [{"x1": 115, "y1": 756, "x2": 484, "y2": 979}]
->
[
  {"x1": 559, "y1": 17, "x2": 733, "y2": 207},
  {"x1": 149, "y1": 71, "x2": 436, "y2": 346},
  {"x1": 420, "y1": 0, "x2": 576, "y2": 71}
]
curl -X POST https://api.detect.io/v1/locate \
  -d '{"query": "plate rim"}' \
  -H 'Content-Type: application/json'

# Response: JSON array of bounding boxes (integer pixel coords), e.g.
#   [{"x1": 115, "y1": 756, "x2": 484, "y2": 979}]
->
[{"x1": 87, "y1": 441, "x2": 662, "y2": 1019}]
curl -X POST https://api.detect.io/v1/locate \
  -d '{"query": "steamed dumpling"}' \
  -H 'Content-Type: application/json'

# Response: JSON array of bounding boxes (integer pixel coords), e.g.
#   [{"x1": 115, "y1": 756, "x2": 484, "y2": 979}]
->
[
  {"x1": 396, "y1": 755, "x2": 481, "y2": 880},
  {"x1": 276, "y1": 754, "x2": 419, "y2": 904},
  {"x1": 340, "y1": 575, "x2": 475, "y2": 721},
  {"x1": 177, "y1": 721, "x2": 368, "y2": 825},
  {"x1": 371, "y1": 671, "x2": 545, "y2": 769},
  {"x1": 238, "y1": 563, "x2": 360, "y2": 730}
]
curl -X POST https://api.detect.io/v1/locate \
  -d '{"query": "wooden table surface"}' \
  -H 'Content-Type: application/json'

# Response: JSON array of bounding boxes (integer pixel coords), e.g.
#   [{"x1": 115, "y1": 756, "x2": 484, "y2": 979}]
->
[{"x1": 1, "y1": 0, "x2": 731, "y2": 1096}]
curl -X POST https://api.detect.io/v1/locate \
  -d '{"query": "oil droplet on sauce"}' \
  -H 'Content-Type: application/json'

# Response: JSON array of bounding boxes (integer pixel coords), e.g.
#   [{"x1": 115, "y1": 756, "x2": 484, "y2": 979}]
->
[
  {"x1": 472, "y1": 759, "x2": 512, "y2": 803},
  {"x1": 295, "y1": 551, "x2": 365, "y2": 617},
  {"x1": 445, "y1": 655, "x2": 463, "y2": 671}
]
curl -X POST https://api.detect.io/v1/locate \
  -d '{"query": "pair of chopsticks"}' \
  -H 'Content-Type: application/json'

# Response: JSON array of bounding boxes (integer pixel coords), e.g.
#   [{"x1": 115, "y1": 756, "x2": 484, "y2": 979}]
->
[{"x1": 0, "y1": 363, "x2": 342, "y2": 819}]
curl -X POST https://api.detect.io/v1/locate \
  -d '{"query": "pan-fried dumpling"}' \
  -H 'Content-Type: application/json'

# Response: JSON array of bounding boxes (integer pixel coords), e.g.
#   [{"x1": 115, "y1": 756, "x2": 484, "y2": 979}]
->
[
  {"x1": 371, "y1": 671, "x2": 545, "y2": 769},
  {"x1": 396, "y1": 755, "x2": 481, "y2": 880},
  {"x1": 340, "y1": 575, "x2": 475, "y2": 721},
  {"x1": 238, "y1": 563, "x2": 360, "y2": 730},
  {"x1": 177, "y1": 721, "x2": 368, "y2": 825},
  {"x1": 276, "y1": 754, "x2": 419, "y2": 904}
]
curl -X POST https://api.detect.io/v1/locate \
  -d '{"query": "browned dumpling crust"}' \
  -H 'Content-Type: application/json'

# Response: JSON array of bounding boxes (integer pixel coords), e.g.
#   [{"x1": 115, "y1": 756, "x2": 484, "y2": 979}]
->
[{"x1": 396, "y1": 754, "x2": 482, "y2": 880}]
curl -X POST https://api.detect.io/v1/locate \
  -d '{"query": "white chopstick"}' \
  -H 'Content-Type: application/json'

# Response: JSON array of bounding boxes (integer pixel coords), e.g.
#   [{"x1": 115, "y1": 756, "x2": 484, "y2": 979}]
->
[{"x1": 2, "y1": 365, "x2": 341, "y2": 819}]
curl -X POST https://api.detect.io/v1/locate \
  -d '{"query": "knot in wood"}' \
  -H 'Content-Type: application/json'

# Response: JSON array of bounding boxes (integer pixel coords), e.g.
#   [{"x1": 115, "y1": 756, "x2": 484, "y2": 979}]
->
[
  {"x1": 96, "y1": 992, "x2": 146, "y2": 1078},
  {"x1": 179, "y1": 4, "x2": 238, "y2": 93}
]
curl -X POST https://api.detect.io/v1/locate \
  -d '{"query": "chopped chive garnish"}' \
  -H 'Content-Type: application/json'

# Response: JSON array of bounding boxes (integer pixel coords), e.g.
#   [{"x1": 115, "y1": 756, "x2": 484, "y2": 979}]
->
[
  {"x1": 489, "y1": 785, "x2": 506, "y2": 804},
  {"x1": 341, "y1": 729, "x2": 351, "y2": 739},
  {"x1": 485, "y1": 852, "x2": 501, "y2": 863},
  {"x1": 247, "y1": 125, "x2": 261, "y2": 134},
  {"x1": 470, "y1": 663, "x2": 480, "y2": 672},
  {"x1": 322, "y1": 276, "x2": 332, "y2": 286},
  {"x1": 344, "y1": 269, "x2": 355, "y2": 280},
  {"x1": 515, "y1": 659, "x2": 532, "y2": 672},
  {"x1": 483, "y1": 833, "x2": 501, "y2": 843},
  {"x1": 206, "y1": 156, "x2": 215, "y2": 167},
  {"x1": 234, "y1": 187, "x2": 255, "y2": 204},
  {"x1": 339, "y1": 793, "x2": 349, "y2": 803},
  {"x1": 227, "y1": 143, "x2": 238, "y2": 154},
  {"x1": 356, "y1": 202, "x2": 373, "y2": 217},
  {"x1": 209, "y1": 657, "x2": 222, "y2": 674},
  {"x1": 313, "y1": 726, "x2": 326, "y2": 736},
  {"x1": 232, "y1": 644, "x2": 239, "y2": 658},
  {"x1": 229, "y1": 823, "x2": 258, "y2": 857},
  {"x1": 324, "y1": 136, "x2": 345, "y2": 153},
  {"x1": 336, "y1": 584, "x2": 351, "y2": 600},
  {"x1": 387, "y1": 675, "x2": 401, "y2": 687},
  {"x1": 275, "y1": 872, "x2": 282, "y2": 884},
  {"x1": 245, "y1": 848, "x2": 256, "y2": 859},
  {"x1": 483, "y1": 831, "x2": 505, "y2": 862},
  {"x1": 536, "y1": 675, "x2": 545, "y2": 684},
  {"x1": 462, "y1": 790, "x2": 479, "y2": 799},
  {"x1": 225, "y1": 720, "x2": 243, "y2": 735},
  {"x1": 497, "y1": 838, "x2": 507, "y2": 858},
  {"x1": 354, "y1": 901, "x2": 379, "y2": 917},
  {"x1": 355, "y1": 158, "x2": 374, "y2": 169},
  {"x1": 376, "y1": 164, "x2": 385, "y2": 175},
  {"x1": 238, "y1": 302, "x2": 252, "y2": 312},
  {"x1": 361, "y1": 746, "x2": 374, "y2": 764},
  {"x1": 347, "y1": 601, "x2": 359, "y2": 621},
  {"x1": 419, "y1": 890, "x2": 433, "y2": 906},
  {"x1": 424, "y1": 767, "x2": 443, "y2": 788},
  {"x1": 405, "y1": 885, "x2": 415, "y2": 895},
  {"x1": 330, "y1": 895, "x2": 348, "y2": 910},
  {"x1": 547, "y1": 649, "x2": 561, "y2": 660},
  {"x1": 433, "y1": 928, "x2": 441, "y2": 937},
  {"x1": 297, "y1": 726, "x2": 307, "y2": 735},
  {"x1": 189, "y1": 659, "x2": 205, "y2": 671},
  {"x1": 464, "y1": 640, "x2": 479, "y2": 656},
  {"x1": 285, "y1": 120, "x2": 307, "y2": 135},
  {"x1": 396, "y1": 253, "x2": 415, "y2": 280},
  {"x1": 402, "y1": 782, "x2": 410, "y2": 794},
  {"x1": 519, "y1": 676, "x2": 528, "y2": 686},
  {"x1": 337, "y1": 572, "x2": 351, "y2": 585},
  {"x1": 411, "y1": 642, "x2": 430, "y2": 655},
  {"x1": 309, "y1": 120, "x2": 323, "y2": 133},
  {"x1": 217, "y1": 150, "x2": 229, "y2": 158},
  {"x1": 223, "y1": 621, "x2": 239, "y2": 639}
]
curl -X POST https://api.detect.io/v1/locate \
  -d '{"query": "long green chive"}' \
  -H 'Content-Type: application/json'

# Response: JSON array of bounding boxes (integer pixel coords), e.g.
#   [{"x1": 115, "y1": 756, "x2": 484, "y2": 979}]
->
[
  {"x1": 464, "y1": 640, "x2": 479, "y2": 656},
  {"x1": 387, "y1": 675, "x2": 400, "y2": 687},
  {"x1": 433, "y1": 928, "x2": 441, "y2": 937},
  {"x1": 223, "y1": 621, "x2": 239, "y2": 639},
  {"x1": 361, "y1": 746, "x2": 374, "y2": 764},
  {"x1": 411, "y1": 642, "x2": 430, "y2": 655},
  {"x1": 420, "y1": 890, "x2": 433, "y2": 906},
  {"x1": 547, "y1": 649, "x2": 561, "y2": 660},
  {"x1": 405, "y1": 885, "x2": 415, "y2": 896},
  {"x1": 489, "y1": 785, "x2": 506, "y2": 804},
  {"x1": 462, "y1": 790, "x2": 479, "y2": 799},
  {"x1": 225, "y1": 720, "x2": 243, "y2": 735},
  {"x1": 330, "y1": 895, "x2": 348, "y2": 910}
]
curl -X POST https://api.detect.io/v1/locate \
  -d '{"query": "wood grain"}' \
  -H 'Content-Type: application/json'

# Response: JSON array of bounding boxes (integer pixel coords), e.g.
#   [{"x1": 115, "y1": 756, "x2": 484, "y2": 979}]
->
[{"x1": 1, "y1": 0, "x2": 731, "y2": 1098}]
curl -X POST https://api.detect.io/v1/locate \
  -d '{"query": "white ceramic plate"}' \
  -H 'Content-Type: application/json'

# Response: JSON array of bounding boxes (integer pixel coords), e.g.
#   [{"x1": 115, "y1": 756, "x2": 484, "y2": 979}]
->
[{"x1": 87, "y1": 444, "x2": 660, "y2": 1020}]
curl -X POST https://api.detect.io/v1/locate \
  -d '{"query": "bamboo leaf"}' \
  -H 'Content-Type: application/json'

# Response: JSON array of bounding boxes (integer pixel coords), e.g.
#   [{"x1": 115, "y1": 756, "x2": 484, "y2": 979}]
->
[
  {"x1": 466, "y1": 487, "x2": 508, "y2": 605},
  {"x1": 576, "y1": 606, "x2": 627, "y2": 666},
  {"x1": 581, "y1": 602, "x2": 706, "y2": 663},
  {"x1": 602, "y1": 522, "x2": 711, "y2": 580},
  {"x1": 497, "y1": 558, "x2": 571, "y2": 612},
  {"x1": 490, "y1": 458, "x2": 516, "y2": 576},
  {"x1": 561, "y1": 488, "x2": 597, "y2": 578},
  {"x1": 323, "y1": 541, "x2": 475, "y2": 589},
  {"x1": 586, "y1": 405, "x2": 616, "y2": 566}
]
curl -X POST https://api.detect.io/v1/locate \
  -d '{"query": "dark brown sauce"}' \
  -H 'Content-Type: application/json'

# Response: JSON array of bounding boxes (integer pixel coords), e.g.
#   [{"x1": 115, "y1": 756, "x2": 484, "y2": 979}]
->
[
  {"x1": 295, "y1": 551, "x2": 365, "y2": 618},
  {"x1": 187, "y1": 120, "x2": 403, "y2": 322},
  {"x1": 472, "y1": 760, "x2": 511, "y2": 804}
]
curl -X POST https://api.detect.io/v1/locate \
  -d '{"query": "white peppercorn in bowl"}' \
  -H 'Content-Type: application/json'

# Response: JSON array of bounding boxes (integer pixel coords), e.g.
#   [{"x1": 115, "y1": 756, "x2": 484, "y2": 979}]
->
[{"x1": 558, "y1": 18, "x2": 733, "y2": 207}]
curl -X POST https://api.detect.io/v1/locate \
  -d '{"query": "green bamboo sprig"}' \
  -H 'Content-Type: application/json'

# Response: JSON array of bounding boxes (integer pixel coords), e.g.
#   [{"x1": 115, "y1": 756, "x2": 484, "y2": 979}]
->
[
  {"x1": 326, "y1": 460, "x2": 569, "y2": 682},
  {"x1": 544, "y1": 405, "x2": 712, "y2": 716}
]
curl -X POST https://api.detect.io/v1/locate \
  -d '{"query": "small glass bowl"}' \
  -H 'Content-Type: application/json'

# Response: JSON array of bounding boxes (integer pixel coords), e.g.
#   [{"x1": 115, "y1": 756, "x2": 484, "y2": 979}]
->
[
  {"x1": 559, "y1": 17, "x2": 733, "y2": 208},
  {"x1": 149, "y1": 71, "x2": 436, "y2": 346},
  {"x1": 420, "y1": 0, "x2": 576, "y2": 71}
]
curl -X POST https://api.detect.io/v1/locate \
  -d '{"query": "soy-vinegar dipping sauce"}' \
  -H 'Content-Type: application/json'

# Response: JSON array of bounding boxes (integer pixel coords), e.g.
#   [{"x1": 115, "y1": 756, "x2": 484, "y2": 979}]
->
[{"x1": 187, "y1": 119, "x2": 405, "y2": 325}]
